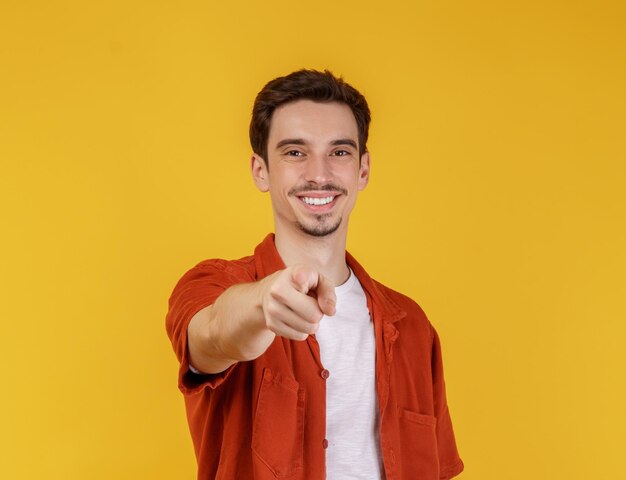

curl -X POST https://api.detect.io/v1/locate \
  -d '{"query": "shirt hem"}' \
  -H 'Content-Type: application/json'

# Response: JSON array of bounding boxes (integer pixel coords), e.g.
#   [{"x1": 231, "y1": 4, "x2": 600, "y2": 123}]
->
[{"x1": 440, "y1": 457, "x2": 464, "y2": 479}]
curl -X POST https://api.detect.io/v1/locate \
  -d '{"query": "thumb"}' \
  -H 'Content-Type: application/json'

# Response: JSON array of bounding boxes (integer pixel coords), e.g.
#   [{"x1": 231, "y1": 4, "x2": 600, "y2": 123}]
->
[
  {"x1": 290, "y1": 265, "x2": 319, "y2": 294},
  {"x1": 315, "y1": 274, "x2": 337, "y2": 316}
]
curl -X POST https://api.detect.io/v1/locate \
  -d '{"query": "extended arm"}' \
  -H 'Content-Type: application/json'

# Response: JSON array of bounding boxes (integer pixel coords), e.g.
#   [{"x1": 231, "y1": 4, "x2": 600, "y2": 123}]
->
[{"x1": 187, "y1": 265, "x2": 336, "y2": 374}]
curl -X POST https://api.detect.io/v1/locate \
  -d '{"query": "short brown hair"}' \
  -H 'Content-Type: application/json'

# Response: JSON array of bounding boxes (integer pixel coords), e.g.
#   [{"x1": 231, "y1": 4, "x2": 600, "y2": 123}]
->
[{"x1": 249, "y1": 69, "x2": 371, "y2": 166}]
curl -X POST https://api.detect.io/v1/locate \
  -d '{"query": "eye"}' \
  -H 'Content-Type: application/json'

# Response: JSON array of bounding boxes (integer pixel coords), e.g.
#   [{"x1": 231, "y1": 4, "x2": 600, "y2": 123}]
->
[
  {"x1": 286, "y1": 150, "x2": 304, "y2": 157},
  {"x1": 332, "y1": 150, "x2": 350, "y2": 157}
]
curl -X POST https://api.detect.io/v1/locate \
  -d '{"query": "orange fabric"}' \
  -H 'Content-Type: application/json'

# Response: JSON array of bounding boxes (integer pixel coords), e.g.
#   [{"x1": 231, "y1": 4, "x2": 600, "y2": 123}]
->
[{"x1": 166, "y1": 234, "x2": 464, "y2": 479}]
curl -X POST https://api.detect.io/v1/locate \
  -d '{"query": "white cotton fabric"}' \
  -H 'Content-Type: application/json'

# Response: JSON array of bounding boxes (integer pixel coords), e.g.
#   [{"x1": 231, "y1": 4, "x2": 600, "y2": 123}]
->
[{"x1": 315, "y1": 269, "x2": 384, "y2": 480}]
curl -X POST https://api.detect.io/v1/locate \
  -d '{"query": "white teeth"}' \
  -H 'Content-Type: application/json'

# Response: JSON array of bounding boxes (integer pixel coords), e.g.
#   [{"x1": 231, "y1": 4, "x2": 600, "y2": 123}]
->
[{"x1": 302, "y1": 196, "x2": 334, "y2": 206}]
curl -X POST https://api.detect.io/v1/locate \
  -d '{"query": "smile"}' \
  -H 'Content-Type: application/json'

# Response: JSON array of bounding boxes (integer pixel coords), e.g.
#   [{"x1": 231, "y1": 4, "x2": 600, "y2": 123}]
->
[{"x1": 301, "y1": 196, "x2": 335, "y2": 206}]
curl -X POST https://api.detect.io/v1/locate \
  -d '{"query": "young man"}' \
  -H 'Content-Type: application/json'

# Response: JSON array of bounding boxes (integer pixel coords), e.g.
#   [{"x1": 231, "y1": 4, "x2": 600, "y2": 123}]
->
[{"x1": 166, "y1": 70, "x2": 464, "y2": 480}]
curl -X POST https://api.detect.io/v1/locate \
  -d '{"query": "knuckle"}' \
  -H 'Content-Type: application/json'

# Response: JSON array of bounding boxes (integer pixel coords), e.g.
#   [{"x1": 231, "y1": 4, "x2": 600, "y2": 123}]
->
[
  {"x1": 268, "y1": 288, "x2": 285, "y2": 304},
  {"x1": 265, "y1": 303, "x2": 282, "y2": 319}
]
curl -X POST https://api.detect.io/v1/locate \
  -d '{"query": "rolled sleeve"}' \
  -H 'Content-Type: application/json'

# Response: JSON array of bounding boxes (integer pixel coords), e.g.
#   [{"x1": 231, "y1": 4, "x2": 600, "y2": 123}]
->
[{"x1": 165, "y1": 260, "x2": 251, "y2": 395}]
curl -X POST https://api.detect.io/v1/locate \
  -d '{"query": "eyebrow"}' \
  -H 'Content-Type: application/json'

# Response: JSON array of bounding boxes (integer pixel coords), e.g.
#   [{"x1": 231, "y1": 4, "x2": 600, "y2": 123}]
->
[
  {"x1": 275, "y1": 138, "x2": 306, "y2": 149},
  {"x1": 330, "y1": 139, "x2": 358, "y2": 149},
  {"x1": 274, "y1": 138, "x2": 358, "y2": 149}
]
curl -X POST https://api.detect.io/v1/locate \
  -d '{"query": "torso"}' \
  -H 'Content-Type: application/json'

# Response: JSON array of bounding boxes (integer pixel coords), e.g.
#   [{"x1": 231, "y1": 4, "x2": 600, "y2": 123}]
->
[{"x1": 315, "y1": 269, "x2": 384, "y2": 479}]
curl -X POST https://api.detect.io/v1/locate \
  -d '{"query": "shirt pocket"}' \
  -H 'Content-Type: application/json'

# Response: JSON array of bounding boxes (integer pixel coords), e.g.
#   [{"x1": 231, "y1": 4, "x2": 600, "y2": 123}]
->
[
  {"x1": 397, "y1": 409, "x2": 440, "y2": 479},
  {"x1": 252, "y1": 368, "x2": 306, "y2": 478}
]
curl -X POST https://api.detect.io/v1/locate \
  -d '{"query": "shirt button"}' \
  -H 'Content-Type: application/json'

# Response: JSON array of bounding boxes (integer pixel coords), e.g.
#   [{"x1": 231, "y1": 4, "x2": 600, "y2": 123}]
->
[
  {"x1": 322, "y1": 439, "x2": 329, "y2": 449},
  {"x1": 320, "y1": 369, "x2": 330, "y2": 379}
]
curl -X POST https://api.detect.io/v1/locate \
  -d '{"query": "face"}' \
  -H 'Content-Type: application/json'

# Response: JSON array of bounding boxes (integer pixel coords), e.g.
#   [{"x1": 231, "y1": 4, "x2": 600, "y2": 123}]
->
[{"x1": 251, "y1": 100, "x2": 370, "y2": 239}]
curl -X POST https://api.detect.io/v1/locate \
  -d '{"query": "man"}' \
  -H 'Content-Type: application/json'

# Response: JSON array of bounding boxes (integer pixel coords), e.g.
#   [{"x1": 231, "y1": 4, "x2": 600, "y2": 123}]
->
[{"x1": 166, "y1": 69, "x2": 464, "y2": 479}]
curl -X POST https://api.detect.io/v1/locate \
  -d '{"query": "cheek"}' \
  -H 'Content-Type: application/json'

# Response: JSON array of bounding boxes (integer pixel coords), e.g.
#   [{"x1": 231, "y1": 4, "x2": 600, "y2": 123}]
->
[
  {"x1": 268, "y1": 174, "x2": 297, "y2": 205},
  {"x1": 342, "y1": 170, "x2": 362, "y2": 190},
  {"x1": 269, "y1": 166, "x2": 300, "y2": 186}
]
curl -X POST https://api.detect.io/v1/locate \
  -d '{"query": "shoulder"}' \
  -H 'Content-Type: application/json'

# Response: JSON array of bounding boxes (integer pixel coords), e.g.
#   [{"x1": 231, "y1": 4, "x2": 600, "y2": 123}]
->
[
  {"x1": 191, "y1": 254, "x2": 256, "y2": 278},
  {"x1": 172, "y1": 254, "x2": 257, "y2": 292}
]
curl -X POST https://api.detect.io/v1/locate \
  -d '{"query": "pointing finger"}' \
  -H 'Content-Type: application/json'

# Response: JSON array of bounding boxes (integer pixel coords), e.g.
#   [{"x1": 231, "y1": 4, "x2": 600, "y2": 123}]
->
[{"x1": 315, "y1": 274, "x2": 336, "y2": 316}]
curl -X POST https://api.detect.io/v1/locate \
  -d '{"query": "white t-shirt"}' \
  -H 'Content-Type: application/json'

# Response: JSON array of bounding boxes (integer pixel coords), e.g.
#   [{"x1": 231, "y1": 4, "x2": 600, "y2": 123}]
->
[{"x1": 315, "y1": 269, "x2": 384, "y2": 479}]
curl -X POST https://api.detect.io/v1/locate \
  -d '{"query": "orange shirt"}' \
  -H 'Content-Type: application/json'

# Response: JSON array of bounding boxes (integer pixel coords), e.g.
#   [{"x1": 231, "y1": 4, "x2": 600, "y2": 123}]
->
[{"x1": 166, "y1": 234, "x2": 464, "y2": 479}]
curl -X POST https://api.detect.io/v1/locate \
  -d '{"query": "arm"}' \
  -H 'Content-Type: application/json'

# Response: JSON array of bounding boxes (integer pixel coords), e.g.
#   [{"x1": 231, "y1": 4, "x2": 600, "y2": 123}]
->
[{"x1": 187, "y1": 265, "x2": 337, "y2": 374}]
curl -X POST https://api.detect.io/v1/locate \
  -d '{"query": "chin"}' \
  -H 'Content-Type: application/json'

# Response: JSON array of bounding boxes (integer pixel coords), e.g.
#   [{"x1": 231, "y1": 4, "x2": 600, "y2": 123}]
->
[{"x1": 297, "y1": 216, "x2": 343, "y2": 237}]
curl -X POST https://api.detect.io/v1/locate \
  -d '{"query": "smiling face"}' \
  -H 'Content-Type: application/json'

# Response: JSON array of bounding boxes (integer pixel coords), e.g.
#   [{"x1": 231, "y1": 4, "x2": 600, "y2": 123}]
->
[{"x1": 251, "y1": 100, "x2": 370, "y2": 240}]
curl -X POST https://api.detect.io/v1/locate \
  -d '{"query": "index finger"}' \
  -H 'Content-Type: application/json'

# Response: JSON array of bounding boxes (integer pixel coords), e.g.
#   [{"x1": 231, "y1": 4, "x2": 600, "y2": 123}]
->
[{"x1": 314, "y1": 274, "x2": 336, "y2": 316}]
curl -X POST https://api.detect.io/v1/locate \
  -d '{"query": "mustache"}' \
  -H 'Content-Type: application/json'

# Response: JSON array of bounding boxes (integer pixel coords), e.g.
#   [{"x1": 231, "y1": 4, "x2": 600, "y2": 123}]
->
[{"x1": 288, "y1": 183, "x2": 348, "y2": 196}]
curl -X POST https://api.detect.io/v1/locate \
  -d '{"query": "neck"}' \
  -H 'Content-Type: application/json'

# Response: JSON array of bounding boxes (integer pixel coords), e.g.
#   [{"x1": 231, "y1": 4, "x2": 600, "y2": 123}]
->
[{"x1": 274, "y1": 224, "x2": 350, "y2": 286}]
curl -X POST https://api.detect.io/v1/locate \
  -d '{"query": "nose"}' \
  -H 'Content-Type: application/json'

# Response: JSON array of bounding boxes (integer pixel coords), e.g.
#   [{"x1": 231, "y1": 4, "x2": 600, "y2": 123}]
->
[{"x1": 304, "y1": 153, "x2": 333, "y2": 184}]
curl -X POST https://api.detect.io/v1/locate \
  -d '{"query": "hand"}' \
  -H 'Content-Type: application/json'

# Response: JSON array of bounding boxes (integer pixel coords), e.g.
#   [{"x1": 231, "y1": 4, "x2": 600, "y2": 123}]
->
[{"x1": 260, "y1": 265, "x2": 337, "y2": 341}]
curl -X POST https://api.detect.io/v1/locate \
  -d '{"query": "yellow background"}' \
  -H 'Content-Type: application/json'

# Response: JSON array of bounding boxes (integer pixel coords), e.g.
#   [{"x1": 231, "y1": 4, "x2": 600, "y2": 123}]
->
[{"x1": 1, "y1": 0, "x2": 624, "y2": 478}]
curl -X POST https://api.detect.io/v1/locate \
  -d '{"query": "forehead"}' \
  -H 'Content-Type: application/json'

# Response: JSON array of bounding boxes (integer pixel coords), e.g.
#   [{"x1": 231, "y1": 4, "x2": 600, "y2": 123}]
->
[{"x1": 268, "y1": 100, "x2": 358, "y2": 146}]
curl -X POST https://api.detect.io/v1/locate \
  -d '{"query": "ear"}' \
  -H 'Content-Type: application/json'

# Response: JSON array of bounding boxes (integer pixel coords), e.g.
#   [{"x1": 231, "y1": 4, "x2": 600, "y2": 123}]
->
[
  {"x1": 251, "y1": 153, "x2": 269, "y2": 192},
  {"x1": 358, "y1": 151, "x2": 370, "y2": 191}
]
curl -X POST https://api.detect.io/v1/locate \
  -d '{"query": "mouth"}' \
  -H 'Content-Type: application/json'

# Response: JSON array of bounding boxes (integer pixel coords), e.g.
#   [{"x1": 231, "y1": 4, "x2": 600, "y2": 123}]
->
[
  {"x1": 294, "y1": 193, "x2": 341, "y2": 212},
  {"x1": 301, "y1": 195, "x2": 335, "y2": 206}
]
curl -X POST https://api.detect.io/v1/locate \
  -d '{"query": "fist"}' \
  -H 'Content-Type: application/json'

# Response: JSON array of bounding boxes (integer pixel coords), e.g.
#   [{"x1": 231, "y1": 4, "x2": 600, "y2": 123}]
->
[{"x1": 261, "y1": 265, "x2": 337, "y2": 341}]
